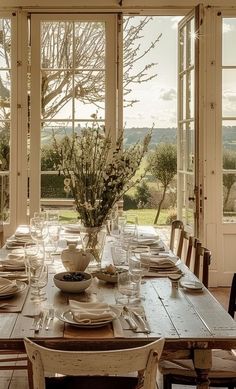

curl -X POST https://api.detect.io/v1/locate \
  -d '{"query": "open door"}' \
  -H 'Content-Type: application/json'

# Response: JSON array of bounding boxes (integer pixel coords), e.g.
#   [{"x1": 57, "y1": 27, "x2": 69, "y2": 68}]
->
[{"x1": 177, "y1": 5, "x2": 204, "y2": 236}]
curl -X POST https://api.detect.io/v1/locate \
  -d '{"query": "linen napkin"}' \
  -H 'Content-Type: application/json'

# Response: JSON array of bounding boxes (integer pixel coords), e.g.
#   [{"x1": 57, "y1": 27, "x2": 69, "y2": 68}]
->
[
  {"x1": 1, "y1": 254, "x2": 25, "y2": 269},
  {"x1": 141, "y1": 254, "x2": 178, "y2": 268},
  {"x1": 69, "y1": 300, "x2": 118, "y2": 324},
  {"x1": 0, "y1": 277, "x2": 18, "y2": 294},
  {"x1": 15, "y1": 225, "x2": 30, "y2": 238}
]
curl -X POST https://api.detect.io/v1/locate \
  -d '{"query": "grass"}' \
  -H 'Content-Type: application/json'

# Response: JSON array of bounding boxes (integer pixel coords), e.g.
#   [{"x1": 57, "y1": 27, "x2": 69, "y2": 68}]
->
[{"x1": 58, "y1": 208, "x2": 173, "y2": 226}]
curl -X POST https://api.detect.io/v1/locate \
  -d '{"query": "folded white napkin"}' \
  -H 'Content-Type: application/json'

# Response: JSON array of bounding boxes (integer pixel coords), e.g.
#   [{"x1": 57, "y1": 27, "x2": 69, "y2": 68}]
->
[
  {"x1": 136, "y1": 226, "x2": 158, "y2": 238},
  {"x1": 15, "y1": 225, "x2": 30, "y2": 238},
  {"x1": 1, "y1": 254, "x2": 25, "y2": 269},
  {"x1": 69, "y1": 300, "x2": 117, "y2": 324},
  {"x1": 64, "y1": 224, "x2": 81, "y2": 233},
  {"x1": 141, "y1": 254, "x2": 178, "y2": 268},
  {"x1": 0, "y1": 277, "x2": 18, "y2": 294}
]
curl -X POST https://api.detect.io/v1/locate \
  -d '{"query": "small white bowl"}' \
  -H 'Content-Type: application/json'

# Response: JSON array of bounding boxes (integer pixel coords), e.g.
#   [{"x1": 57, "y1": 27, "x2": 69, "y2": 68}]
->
[{"x1": 53, "y1": 271, "x2": 92, "y2": 293}]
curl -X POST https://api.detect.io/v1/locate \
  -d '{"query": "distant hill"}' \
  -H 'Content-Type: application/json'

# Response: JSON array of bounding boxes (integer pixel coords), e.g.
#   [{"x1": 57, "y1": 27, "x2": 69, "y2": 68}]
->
[
  {"x1": 41, "y1": 125, "x2": 236, "y2": 151},
  {"x1": 124, "y1": 127, "x2": 177, "y2": 149}
]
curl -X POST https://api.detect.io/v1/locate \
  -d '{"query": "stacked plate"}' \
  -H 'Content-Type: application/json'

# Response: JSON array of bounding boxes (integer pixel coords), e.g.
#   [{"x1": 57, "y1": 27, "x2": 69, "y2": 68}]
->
[
  {"x1": 180, "y1": 280, "x2": 203, "y2": 292},
  {"x1": 56, "y1": 302, "x2": 121, "y2": 328},
  {"x1": 0, "y1": 278, "x2": 27, "y2": 299}
]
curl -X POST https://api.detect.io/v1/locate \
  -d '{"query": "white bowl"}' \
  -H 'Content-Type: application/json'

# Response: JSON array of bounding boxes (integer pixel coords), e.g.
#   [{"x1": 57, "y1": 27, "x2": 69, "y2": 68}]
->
[{"x1": 53, "y1": 271, "x2": 92, "y2": 293}]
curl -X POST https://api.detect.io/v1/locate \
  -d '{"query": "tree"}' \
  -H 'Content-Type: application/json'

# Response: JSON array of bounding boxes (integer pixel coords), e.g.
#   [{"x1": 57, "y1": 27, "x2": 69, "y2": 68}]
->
[
  {"x1": 148, "y1": 143, "x2": 177, "y2": 224},
  {"x1": 0, "y1": 17, "x2": 162, "y2": 121},
  {"x1": 40, "y1": 17, "x2": 162, "y2": 120},
  {"x1": 223, "y1": 149, "x2": 236, "y2": 210},
  {"x1": 135, "y1": 181, "x2": 151, "y2": 208}
]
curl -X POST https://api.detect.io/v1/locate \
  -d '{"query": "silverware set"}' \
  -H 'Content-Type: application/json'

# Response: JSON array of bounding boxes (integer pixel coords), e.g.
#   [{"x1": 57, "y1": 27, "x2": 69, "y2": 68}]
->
[
  {"x1": 122, "y1": 306, "x2": 151, "y2": 334},
  {"x1": 33, "y1": 308, "x2": 55, "y2": 333}
]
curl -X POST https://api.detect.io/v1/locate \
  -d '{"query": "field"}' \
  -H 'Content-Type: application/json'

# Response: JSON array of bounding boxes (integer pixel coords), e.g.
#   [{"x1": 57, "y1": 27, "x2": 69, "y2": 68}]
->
[{"x1": 58, "y1": 208, "x2": 172, "y2": 226}]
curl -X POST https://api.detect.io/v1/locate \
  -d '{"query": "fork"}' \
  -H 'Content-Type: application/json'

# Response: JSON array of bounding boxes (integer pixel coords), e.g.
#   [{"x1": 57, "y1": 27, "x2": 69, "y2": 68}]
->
[{"x1": 45, "y1": 308, "x2": 55, "y2": 331}]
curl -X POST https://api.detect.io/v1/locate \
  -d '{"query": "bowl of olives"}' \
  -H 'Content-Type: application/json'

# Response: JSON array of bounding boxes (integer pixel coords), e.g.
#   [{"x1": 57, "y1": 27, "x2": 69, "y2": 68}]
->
[{"x1": 53, "y1": 271, "x2": 92, "y2": 293}]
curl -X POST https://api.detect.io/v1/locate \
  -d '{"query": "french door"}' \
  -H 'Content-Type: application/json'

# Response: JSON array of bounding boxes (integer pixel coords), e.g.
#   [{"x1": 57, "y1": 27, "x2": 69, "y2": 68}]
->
[
  {"x1": 30, "y1": 14, "x2": 117, "y2": 218},
  {"x1": 177, "y1": 5, "x2": 204, "y2": 236}
]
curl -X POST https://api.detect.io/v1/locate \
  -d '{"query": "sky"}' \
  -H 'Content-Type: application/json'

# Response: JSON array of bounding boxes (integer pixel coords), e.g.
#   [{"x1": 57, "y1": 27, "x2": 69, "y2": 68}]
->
[
  {"x1": 123, "y1": 16, "x2": 183, "y2": 129},
  {"x1": 222, "y1": 18, "x2": 236, "y2": 120},
  {"x1": 38, "y1": 15, "x2": 236, "y2": 132}
]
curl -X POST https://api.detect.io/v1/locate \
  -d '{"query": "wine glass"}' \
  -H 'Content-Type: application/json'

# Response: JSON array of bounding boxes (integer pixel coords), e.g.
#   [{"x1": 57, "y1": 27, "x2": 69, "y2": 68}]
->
[
  {"x1": 30, "y1": 217, "x2": 48, "y2": 256},
  {"x1": 117, "y1": 271, "x2": 141, "y2": 306},
  {"x1": 45, "y1": 223, "x2": 61, "y2": 263},
  {"x1": 122, "y1": 214, "x2": 138, "y2": 245},
  {"x1": 30, "y1": 217, "x2": 48, "y2": 243}
]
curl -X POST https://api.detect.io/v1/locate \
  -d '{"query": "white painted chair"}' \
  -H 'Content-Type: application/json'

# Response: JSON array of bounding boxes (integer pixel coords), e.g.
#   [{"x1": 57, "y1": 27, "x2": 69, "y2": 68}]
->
[{"x1": 24, "y1": 337, "x2": 165, "y2": 389}]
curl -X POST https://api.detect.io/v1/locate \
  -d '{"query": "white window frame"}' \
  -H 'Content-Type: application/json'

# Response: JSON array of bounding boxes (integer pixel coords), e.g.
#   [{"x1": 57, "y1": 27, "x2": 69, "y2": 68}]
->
[{"x1": 30, "y1": 13, "x2": 117, "y2": 217}]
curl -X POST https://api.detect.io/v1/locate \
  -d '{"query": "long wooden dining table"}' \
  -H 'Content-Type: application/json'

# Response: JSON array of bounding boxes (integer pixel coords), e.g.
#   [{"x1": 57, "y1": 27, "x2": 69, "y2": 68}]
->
[{"x1": 0, "y1": 232, "x2": 236, "y2": 389}]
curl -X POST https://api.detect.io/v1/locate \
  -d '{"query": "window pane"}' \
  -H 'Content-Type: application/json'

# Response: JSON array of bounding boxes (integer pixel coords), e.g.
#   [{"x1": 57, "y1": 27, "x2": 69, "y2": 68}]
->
[
  {"x1": 0, "y1": 19, "x2": 11, "y2": 68},
  {"x1": 222, "y1": 69, "x2": 236, "y2": 117},
  {"x1": 222, "y1": 18, "x2": 236, "y2": 66},
  {"x1": 0, "y1": 70, "x2": 10, "y2": 119},
  {"x1": 40, "y1": 20, "x2": 106, "y2": 212},
  {"x1": 0, "y1": 18, "x2": 11, "y2": 222},
  {"x1": 41, "y1": 22, "x2": 73, "y2": 69},
  {"x1": 123, "y1": 16, "x2": 181, "y2": 224}
]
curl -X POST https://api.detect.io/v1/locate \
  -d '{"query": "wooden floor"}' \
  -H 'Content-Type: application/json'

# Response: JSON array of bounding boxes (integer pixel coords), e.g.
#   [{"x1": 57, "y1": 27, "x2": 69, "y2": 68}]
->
[{"x1": 0, "y1": 287, "x2": 232, "y2": 389}]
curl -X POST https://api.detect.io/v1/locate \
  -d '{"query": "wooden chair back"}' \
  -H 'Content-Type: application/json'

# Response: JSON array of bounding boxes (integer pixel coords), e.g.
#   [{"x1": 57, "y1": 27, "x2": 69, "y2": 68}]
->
[
  {"x1": 177, "y1": 230, "x2": 211, "y2": 288},
  {"x1": 0, "y1": 221, "x2": 3, "y2": 248},
  {"x1": 228, "y1": 273, "x2": 236, "y2": 318},
  {"x1": 194, "y1": 243, "x2": 212, "y2": 288},
  {"x1": 24, "y1": 337, "x2": 165, "y2": 389},
  {"x1": 169, "y1": 220, "x2": 184, "y2": 255}
]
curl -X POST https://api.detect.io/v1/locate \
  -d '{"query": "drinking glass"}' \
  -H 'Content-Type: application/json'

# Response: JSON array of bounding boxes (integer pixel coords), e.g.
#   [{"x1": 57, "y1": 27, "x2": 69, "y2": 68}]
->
[
  {"x1": 30, "y1": 217, "x2": 48, "y2": 245},
  {"x1": 45, "y1": 223, "x2": 61, "y2": 263},
  {"x1": 34, "y1": 211, "x2": 47, "y2": 222},
  {"x1": 111, "y1": 244, "x2": 128, "y2": 266},
  {"x1": 117, "y1": 271, "x2": 141, "y2": 305},
  {"x1": 122, "y1": 214, "x2": 138, "y2": 244},
  {"x1": 30, "y1": 264, "x2": 48, "y2": 302},
  {"x1": 128, "y1": 246, "x2": 150, "y2": 281},
  {"x1": 47, "y1": 210, "x2": 60, "y2": 223},
  {"x1": 25, "y1": 247, "x2": 46, "y2": 301}
]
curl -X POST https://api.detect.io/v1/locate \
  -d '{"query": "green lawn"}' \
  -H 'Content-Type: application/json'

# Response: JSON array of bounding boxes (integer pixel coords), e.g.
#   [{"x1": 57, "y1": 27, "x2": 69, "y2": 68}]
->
[{"x1": 58, "y1": 208, "x2": 172, "y2": 226}]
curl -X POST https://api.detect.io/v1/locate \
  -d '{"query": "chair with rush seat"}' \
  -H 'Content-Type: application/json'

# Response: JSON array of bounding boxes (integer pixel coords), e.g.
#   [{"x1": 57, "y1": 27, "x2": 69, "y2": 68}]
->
[{"x1": 159, "y1": 273, "x2": 236, "y2": 389}]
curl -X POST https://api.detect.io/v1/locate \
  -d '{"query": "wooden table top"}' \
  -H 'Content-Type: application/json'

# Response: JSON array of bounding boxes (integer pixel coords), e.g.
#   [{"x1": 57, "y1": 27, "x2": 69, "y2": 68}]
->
[
  {"x1": 1, "y1": 230, "x2": 235, "y2": 389},
  {"x1": 0, "y1": 237, "x2": 235, "y2": 353}
]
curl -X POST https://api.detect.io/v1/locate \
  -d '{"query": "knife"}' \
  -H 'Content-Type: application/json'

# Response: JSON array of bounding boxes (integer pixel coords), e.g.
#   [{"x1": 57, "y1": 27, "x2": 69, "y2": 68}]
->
[
  {"x1": 131, "y1": 310, "x2": 151, "y2": 333},
  {"x1": 123, "y1": 306, "x2": 138, "y2": 331}
]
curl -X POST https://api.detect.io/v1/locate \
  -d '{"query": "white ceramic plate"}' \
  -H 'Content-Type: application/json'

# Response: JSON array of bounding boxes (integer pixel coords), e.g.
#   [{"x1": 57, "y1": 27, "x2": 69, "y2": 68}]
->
[
  {"x1": 57, "y1": 306, "x2": 120, "y2": 328},
  {"x1": 180, "y1": 280, "x2": 203, "y2": 291},
  {"x1": 95, "y1": 268, "x2": 128, "y2": 284},
  {"x1": 0, "y1": 280, "x2": 27, "y2": 298}
]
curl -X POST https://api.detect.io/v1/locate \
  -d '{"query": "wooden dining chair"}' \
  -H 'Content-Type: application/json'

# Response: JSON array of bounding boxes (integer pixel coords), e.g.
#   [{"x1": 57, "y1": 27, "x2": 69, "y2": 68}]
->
[
  {"x1": 0, "y1": 220, "x2": 4, "y2": 247},
  {"x1": 228, "y1": 273, "x2": 236, "y2": 318},
  {"x1": 24, "y1": 337, "x2": 165, "y2": 389},
  {"x1": 177, "y1": 229, "x2": 211, "y2": 288},
  {"x1": 159, "y1": 273, "x2": 236, "y2": 389},
  {"x1": 169, "y1": 220, "x2": 184, "y2": 255}
]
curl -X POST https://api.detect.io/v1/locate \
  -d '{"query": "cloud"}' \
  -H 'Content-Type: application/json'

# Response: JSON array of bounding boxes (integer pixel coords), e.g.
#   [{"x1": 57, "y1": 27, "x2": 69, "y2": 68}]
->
[
  {"x1": 223, "y1": 22, "x2": 235, "y2": 34},
  {"x1": 160, "y1": 88, "x2": 177, "y2": 101},
  {"x1": 223, "y1": 90, "x2": 236, "y2": 102}
]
